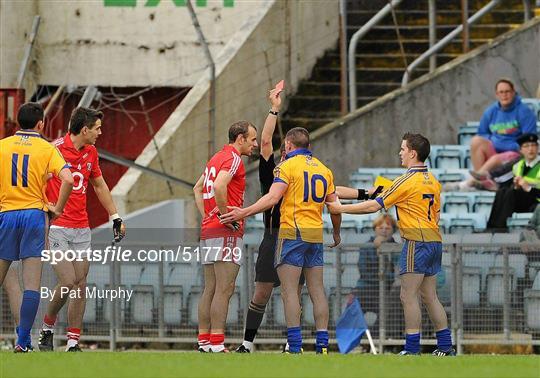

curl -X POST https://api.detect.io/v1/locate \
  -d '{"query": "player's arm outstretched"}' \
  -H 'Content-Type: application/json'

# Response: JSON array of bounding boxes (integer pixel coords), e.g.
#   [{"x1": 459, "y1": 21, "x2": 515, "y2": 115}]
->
[
  {"x1": 220, "y1": 181, "x2": 288, "y2": 223},
  {"x1": 48, "y1": 167, "x2": 74, "y2": 220},
  {"x1": 260, "y1": 88, "x2": 282, "y2": 161},
  {"x1": 335, "y1": 186, "x2": 383, "y2": 200},
  {"x1": 327, "y1": 198, "x2": 382, "y2": 215},
  {"x1": 90, "y1": 176, "x2": 126, "y2": 242}
]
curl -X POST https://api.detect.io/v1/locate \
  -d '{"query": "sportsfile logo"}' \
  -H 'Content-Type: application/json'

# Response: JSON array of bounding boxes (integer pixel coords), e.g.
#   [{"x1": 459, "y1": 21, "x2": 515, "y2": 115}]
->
[{"x1": 41, "y1": 245, "x2": 243, "y2": 264}]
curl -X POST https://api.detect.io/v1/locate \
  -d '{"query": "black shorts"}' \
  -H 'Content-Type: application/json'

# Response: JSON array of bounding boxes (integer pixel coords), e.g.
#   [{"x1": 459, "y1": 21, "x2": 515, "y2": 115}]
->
[{"x1": 255, "y1": 233, "x2": 305, "y2": 287}]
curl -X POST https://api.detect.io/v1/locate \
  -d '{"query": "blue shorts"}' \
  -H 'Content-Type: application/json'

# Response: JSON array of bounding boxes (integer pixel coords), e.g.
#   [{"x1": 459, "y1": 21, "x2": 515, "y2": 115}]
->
[
  {"x1": 0, "y1": 209, "x2": 48, "y2": 261},
  {"x1": 274, "y1": 237, "x2": 323, "y2": 268},
  {"x1": 400, "y1": 240, "x2": 442, "y2": 276}
]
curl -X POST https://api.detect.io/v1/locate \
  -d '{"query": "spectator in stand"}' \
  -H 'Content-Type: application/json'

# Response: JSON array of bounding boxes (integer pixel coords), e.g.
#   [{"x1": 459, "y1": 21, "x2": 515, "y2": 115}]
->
[
  {"x1": 449, "y1": 78, "x2": 536, "y2": 192},
  {"x1": 487, "y1": 133, "x2": 540, "y2": 231}
]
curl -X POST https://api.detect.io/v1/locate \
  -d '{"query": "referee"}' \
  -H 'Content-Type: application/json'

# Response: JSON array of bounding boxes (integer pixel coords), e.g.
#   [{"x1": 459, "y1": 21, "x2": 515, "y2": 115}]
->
[{"x1": 235, "y1": 88, "x2": 304, "y2": 353}]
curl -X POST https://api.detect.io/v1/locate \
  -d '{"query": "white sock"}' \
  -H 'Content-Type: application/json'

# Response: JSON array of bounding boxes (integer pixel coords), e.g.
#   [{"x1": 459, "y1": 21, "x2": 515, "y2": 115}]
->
[
  {"x1": 200, "y1": 344, "x2": 211, "y2": 352},
  {"x1": 210, "y1": 344, "x2": 225, "y2": 352},
  {"x1": 242, "y1": 341, "x2": 254, "y2": 351},
  {"x1": 66, "y1": 338, "x2": 78, "y2": 350},
  {"x1": 42, "y1": 323, "x2": 55, "y2": 332}
]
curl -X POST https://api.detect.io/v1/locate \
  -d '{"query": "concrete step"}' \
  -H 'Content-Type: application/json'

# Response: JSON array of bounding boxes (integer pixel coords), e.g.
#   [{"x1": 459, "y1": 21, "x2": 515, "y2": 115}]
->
[
  {"x1": 297, "y1": 81, "x2": 400, "y2": 97},
  {"x1": 282, "y1": 109, "x2": 344, "y2": 120},
  {"x1": 312, "y1": 66, "x2": 429, "y2": 82},
  {"x1": 354, "y1": 38, "x2": 490, "y2": 54},
  {"x1": 319, "y1": 52, "x2": 458, "y2": 69},
  {"x1": 347, "y1": 9, "x2": 526, "y2": 26},
  {"x1": 280, "y1": 116, "x2": 337, "y2": 132},
  {"x1": 349, "y1": 24, "x2": 517, "y2": 41}
]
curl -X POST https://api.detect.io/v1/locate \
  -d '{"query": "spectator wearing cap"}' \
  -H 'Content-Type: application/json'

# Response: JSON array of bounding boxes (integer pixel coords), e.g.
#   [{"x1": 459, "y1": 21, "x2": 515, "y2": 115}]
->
[{"x1": 487, "y1": 133, "x2": 540, "y2": 231}]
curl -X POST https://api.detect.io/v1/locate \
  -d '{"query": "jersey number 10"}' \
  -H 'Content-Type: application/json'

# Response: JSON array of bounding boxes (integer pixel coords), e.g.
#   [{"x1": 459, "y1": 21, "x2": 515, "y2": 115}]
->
[
  {"x1": 11, "y1": 153, "x2": 30, "y2": 187},
  {"x1": 303, "y1": 171, "x2": 328, "y2": 203}
]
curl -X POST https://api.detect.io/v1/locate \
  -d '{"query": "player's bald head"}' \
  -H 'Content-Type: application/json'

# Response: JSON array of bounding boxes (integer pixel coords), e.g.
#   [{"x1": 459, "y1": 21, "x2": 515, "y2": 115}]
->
[{"x1": 285, "y1": 127, "x2": 310, "y2": 149}]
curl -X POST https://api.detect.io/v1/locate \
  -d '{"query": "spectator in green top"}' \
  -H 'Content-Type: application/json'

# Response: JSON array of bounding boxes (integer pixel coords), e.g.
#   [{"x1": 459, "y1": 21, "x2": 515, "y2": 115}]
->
[{"x1": 487, "y1": 133, "x2": 540, "y2": 231}]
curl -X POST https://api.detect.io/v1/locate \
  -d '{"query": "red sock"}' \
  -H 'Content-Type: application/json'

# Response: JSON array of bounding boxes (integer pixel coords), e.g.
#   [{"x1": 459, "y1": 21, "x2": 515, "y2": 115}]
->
[
  {"x1": 210, "y1": 333, "x2": 224, "y2": 346},
  {"x1": 198, "y1": 333, "x2": 210, "y2": 347},
  {"x1": 67, "y1": 328, "x2": 81, "y2": 343},
  {"x1": 43, "y1": 314, "x2": 57, "y2": 328}
]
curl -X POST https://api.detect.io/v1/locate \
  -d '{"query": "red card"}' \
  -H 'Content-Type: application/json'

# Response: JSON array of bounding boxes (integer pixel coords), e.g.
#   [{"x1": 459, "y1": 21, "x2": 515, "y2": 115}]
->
[{"x1": 274, "y1": 80, "x2": 285, "y2": 94}]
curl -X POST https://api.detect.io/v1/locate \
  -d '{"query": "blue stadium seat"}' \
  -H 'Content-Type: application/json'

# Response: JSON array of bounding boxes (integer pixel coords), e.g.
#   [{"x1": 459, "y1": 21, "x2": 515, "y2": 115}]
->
[
  {"x1": 522, "y1": 98, "x2": 540, "y2": 121},
  {"x1": 434, "y1": 147, "x2": 462, "y2": 169},
  {"x1": 449, "y1": 213, "x2": 487, "y2": 233},
  {"x1": 507, "y1": 212, "x2": 533, "y2": 232},
  {"x1": 524, "y1": 288, "x2": 540, "y2": 330},
  {"x1": 472, "y1": 192, "x2": 495, "y2": 218},
  {"x1": 458, "y1": 122, "x2": 479, "y2": 146},
  {"x1": 443, "y1": 194, "x2": 471, "y2": 214},
  {"x1": 163, "y1": 285, "x2": 183, "y2": 325},
  {"x1": 349, "y1": 172, "x2": 374, "y2": 189},
  {"x1": 130, "y1": 285, "x2": 155, "y2": 323}
]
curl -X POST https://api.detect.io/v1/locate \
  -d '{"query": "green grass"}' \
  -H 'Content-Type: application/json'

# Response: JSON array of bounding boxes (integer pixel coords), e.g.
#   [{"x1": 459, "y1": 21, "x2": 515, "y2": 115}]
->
[{"x1": 0, "y1": 352, "x2": 538, "y2": 378}]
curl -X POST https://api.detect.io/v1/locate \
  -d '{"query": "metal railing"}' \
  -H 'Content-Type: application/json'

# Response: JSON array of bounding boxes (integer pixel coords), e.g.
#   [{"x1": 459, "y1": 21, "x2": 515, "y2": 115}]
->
[{"x1": 1, "y1": 232, "x2": 538, "y2": 352}]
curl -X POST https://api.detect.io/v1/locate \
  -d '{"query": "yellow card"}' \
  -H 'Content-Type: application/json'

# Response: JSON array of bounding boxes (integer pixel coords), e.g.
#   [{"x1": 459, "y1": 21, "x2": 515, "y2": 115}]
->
[{"x1": 373, "y1": 175, "x2": 393, "y2": 190}]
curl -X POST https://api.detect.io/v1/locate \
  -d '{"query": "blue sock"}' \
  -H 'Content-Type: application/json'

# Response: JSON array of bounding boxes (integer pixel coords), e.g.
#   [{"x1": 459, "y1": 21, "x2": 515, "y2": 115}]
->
[
  {"x1": 315, "y1": 330, "x2": 328, "y2": 353},
  {"x1": 436, "y1": 328, "x2": 452, "y2": 352},
  {"x1": 17, "y1": 290, "x2": 40, "y2": 348},
  {"x1": 287, "y1": 326, "x2": 302, "y2": 353},
  {"x1": 404, "y1": 332, "x2": 421, "y2": 354}
]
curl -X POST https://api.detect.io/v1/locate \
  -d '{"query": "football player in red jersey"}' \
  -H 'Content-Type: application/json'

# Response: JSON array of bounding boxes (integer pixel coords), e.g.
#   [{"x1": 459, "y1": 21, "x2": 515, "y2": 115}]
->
[
  {"x1": 193, "y1": 120, "x2": 258, "y2": 352},
  {"x1": 38, "y1": 107, "x2": 126, "y2": 352}
]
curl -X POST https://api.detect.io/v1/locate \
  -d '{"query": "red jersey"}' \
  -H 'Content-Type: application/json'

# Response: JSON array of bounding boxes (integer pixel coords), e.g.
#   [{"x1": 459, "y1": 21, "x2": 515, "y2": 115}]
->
[
  {"x1": 200, "y1": 145, "x2": 246, "y2": 239},
  {"x1": 46, "y1": 133, "x2": 102, "y2": 228}
]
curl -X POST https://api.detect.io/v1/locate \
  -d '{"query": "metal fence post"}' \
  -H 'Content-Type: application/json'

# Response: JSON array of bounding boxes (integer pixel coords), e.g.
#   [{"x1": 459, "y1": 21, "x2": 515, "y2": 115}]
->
[
  {"x1": 455, "y1": 245, "x2": 463, "y2": 355},
  {"x1": 158, "y1": 260, "x2": 165, "y2": 338},
  {"x1": 450, "y1": 244, "x2": 458, "y2": 346},
  {"x1": 109, "y1": 258, "x2": 117, "y2": 351},
  {"x1": 378, "y1": 250, "x2": 386, "y2": 354},
  {"x1": 242, "y1": 244, "x2": 251, "y2": 322},
  {"x1": 428, "y1": 0, "x2": 437, "y2": 72},
  {"x1": 336, "y1": 246, "x2": 343, "y2": 320},
  {"x1": 503, "y1": 246, "x2": 510, "y2": 340}
]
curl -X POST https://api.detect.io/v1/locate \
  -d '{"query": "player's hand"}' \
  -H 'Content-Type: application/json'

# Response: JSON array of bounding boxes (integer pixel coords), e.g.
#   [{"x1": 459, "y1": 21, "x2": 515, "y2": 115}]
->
[
  {"x1": 327, "y1": 231, "x2": 341, "y2": 248},
  {"x1": 219, "y1": 206, "x2": 246, "y2": 224},
  {"x1": 113, "y1": 218, "x2": 126, "y2": 243},
  {"x1": 269, "y1": 88, "x2": 282, "y2": 109},
  {"x1": 325, "y1": 198, "x2": 343, "y2": 215},
  {"x1": 47, "y1": 204, "x2": 62, "y2": 221}
]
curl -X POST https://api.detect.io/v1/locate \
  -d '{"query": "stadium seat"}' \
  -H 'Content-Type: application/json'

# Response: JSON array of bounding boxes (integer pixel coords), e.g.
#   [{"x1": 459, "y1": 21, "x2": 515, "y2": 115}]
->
[
  {"x1": 349, "y1": 172, "x2": 374, "y2": 189},
  {"x1": 434, "y1": 147, "x2": 462, "y2": 169},
  {"x1": 83, "y1": 283, "x2": 98, "y2": 323},
  {"x1": 87, "y1": 263, "x2": 110, "y2": 289},
  {"x1": 341, "y1": 264, "x2": 359, "y2": 289},
  {"x1": 102, "y1": 284, "x2": 128, "y2": 323},
  {"x1": 507, "y1": 213, "x2": 533, "y2": 232},
  {"x1": 382, "y1": 168, "x2": 405, "y2": 180},
  {"x1": 524, "y1": 289, "x2": 540, "y2": 330},
  {"x1": 458, "y1": 122, "x2": 479, "y2": 146},
  {"x1": 463, "y1": 252, "x2": 495, "y2": 290},
  {"x1": 163, "y1": 285, "x2": 183, "y2": 325},
  {"x1": 462, "y1": 266, "x2": 482, "y2": 306},
  {"x1": 443, "y1": 194, "x2": 471, "y2": 214},
  {"x1": 528, "y1": 262, "x2": 540, "y2": 281},
  {"x1": 323, "y1": 262, "x2": 337, "y2": 289},
  {"x1": 226, "y1": 290, "x2": 242, "y2": 325},
  {"x1": 187, "y1": 286, "x2": 201, "y2": 325},
  {"x1": 131, "y1": 285, "x2": 155, "y2": 323},
  {"x1": 272, "y1": 291, "x2": 286, "y2": 327},
  {"x1": 486, "y1": 267, "x2": 516, "y2": 306},
  {"x1": 472, "y1": 193, "x2": 495, "y2": 218},
  {"x1": 449, "y1": 213, "x2": 487, "y2": 233},
  {"x1": 139, "y1": 263, "x2": 159, "y2": 287},
  {"x1": 121, "y1": 263, "x2": 144, "y2": 287},
  {"x1": 522, "y1": 98, "x2": 540, "y2": 121},
  {"x1": 438, "y1": 265, "x2": 452, "y2": 305},
  {"x1": 166, "y1": 262, "x2": 200, "y2": 296}
]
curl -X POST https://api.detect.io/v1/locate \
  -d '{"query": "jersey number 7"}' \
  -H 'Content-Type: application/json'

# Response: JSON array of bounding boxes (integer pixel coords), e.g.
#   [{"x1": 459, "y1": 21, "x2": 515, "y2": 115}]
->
[{"x1": 422, "y1": 194, "x2": 435, "y2": 221}]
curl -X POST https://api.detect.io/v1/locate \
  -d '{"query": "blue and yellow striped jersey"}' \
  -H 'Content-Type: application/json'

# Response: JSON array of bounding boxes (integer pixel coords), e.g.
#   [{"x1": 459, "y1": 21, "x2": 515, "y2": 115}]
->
[
  {"x1": 0, "y1": 130, "x2": 67, "y2": 212},
  {"x1": 375, "y1": 165, "x2": 442, "y2": 242},
  {"x1": 273, "y1": 148, "x2": 335, "y2": 243}
]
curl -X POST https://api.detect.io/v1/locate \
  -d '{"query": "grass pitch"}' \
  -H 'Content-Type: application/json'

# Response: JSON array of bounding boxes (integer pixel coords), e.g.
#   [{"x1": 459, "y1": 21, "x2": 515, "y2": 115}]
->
[{"x1": 0, "y1": 352, "x2": 538, "y2": 378}]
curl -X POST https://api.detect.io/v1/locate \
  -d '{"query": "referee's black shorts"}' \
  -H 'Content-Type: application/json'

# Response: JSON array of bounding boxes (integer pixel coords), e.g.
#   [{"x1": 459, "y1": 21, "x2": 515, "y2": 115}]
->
[{"x1": 255, "y1": 232, "x2": 305, "y2": 287}]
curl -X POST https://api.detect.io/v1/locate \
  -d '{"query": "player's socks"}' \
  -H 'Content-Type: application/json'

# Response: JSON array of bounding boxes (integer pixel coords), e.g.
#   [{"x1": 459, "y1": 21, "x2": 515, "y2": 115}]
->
[
  {"x1": 42, "y1": 314, "x2": 57, "y2": 332},
  {"x1": 66, "y1": 328, "x2": 81, "y2": 350},
  {"x1": 209, "y1": 333, "x2": 225, "y2": 352},
  {"x1": 287, "y1": 326, "x2": 302, "y2": 353},
  {"x1": 435, "y1": 328, "x2": 452, "y2": 352},
  {"x1": 17, "y1": 290, "x2": 40, "y2": 348},
  {"x1": 198, "y1": 333, "x2": 211, "y2": 352},
  {"x1": 404, "y1": 332, "x2": 421, "y2": 354},
  {"x1": 315, "y1": 329, "x2": 329, "y2": 353},
  {"x1": 244, "y1": 301, "x2": 266, "y2": 343}
]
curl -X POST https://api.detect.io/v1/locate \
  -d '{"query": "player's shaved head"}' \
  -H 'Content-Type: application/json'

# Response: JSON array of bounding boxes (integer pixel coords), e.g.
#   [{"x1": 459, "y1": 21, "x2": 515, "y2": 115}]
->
[
  {"x1": 17, "y1": 102, "x2": 44, "y2": 130},
  {"x1": 402, "y1": 132, "x2": 430, "y2": 162},
  {"x1": 285, "y1": 127, "x2": 310, "y2": 149},
  {"x1": 228, "y1": 120, "x2": 257, "y2": 143}
]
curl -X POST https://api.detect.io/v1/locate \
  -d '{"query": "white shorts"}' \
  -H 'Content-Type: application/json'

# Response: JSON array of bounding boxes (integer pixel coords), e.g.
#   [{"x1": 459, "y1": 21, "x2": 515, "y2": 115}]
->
[
  {"x1": 48, "y1": 226, "x2": 92, "y2": 261},
  {"x1": 200, "y1": 236, "x2": 244, "y2": 266}
]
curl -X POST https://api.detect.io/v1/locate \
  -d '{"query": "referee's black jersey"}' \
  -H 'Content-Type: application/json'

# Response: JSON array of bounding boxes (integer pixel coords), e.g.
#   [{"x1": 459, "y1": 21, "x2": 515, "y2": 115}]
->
[{"x1": 259, "y1": 154, "x2": 281, "y2": 234}]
